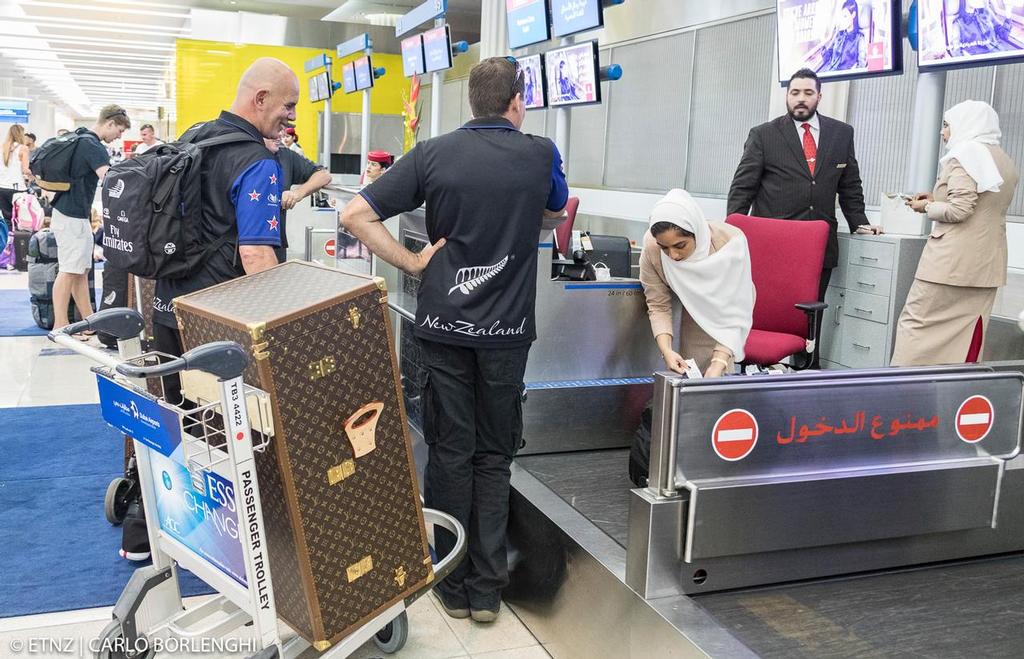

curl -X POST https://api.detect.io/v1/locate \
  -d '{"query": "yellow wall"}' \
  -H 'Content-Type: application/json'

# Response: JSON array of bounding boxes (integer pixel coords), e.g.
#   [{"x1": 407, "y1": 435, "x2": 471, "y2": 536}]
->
[{"x1": 175, "y1": 38, "x2": 408, "y2": 150}]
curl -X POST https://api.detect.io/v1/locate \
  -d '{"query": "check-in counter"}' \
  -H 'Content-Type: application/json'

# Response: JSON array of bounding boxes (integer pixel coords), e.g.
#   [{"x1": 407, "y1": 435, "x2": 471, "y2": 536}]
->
[{"x1": 326, "y1": 185, "x2": 659, "y2": 454}]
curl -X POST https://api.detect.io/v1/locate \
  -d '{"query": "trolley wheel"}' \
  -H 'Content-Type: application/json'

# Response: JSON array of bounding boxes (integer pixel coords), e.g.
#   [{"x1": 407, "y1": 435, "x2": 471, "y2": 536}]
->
[
  {"x1": 373, "y1": 611, "x2": 409, "y2": 654},
  {"x1": 104, "y1": 477, "x2": 133, "y2": 525},
  {"x1": 93, "y1": 620, "x2": 154, "y2": 659}
]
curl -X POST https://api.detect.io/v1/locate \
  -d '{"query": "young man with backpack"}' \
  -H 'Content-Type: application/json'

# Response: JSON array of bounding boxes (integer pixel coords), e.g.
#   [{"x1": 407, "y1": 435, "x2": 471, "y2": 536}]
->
[
  {"x1": 148, "y1": 58, "x2": 297, "y2": 357},
  {"x1": 47, "y1": 105, "x2": 130, "y2": 332}
]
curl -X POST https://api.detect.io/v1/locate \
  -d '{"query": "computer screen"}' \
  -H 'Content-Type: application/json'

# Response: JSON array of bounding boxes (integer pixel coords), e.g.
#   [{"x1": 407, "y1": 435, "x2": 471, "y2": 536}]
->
[
  {"x1": 354, "y1": 55, "x2": 374, "y2": 91},
  {"x1": 776, "y1": 0, "x2": 903, "y2": 83},
  {"x1": 342, "y1": 62, "x2": 357, "y2": 94},
  {"x1": 308, "y1": 76, "x2": 321, "y2": 102},
  {"x1": 519, "y1": 53, "x2": 547, "y2": 110},
  {"x1": 545, "y1": 40, "x2": 601, "y2": 107},
  {"x1": 423, "y1": 25, "x2": 453, "y2": 73},
  {"x1": 551, "y1": 0, "x2": 604, "y2": 38},
  {"x1": 315, "y1": 71, "x2": 331, "y2": 101},
  {"x1": 402, "y1": 34, "x2": 426, "y2": 77},
  {"x1": 507, "y1": 0, "x2": 551, "y2": 49},
  {"x1": 918, "y1": 0, "x2": 1024, "y2": 70}
]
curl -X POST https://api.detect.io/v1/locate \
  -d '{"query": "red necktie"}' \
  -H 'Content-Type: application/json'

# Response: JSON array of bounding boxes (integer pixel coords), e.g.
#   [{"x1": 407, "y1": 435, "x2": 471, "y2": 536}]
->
[{"x1": 802, "y1": 123, "x2": 816, "y2": 176}]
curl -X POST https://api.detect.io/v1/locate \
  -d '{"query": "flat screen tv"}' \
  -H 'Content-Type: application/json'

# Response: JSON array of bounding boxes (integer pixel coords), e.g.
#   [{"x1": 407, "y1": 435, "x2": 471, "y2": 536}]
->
[
  {"x1": 308, "y1": 76, "x2": 321, "y2": 102},
  {"x1": 776, "y1": 0, "x2": 903, "y2": 83},
  {"x1": 545, "y1": 40, "x2": 601, "y2": 107},
  {"x1": 354, "y1": 55, "x2": 374, "y2": 91},
  {"x1": 341, "y1": 62, "x2": 357, "y2": 94},
  {"x1": 917, "y1": 0, "x2": 1024, "y2": 70},
  {"x1": 551, "y1": 0, "x2": 603, "y2": 39},
  {"x1": 518, "y1": 53, "x2": 547, "y2": 110},
  {"x1": 423, "y1": 25, "x2": 453, "y2": 73},
  {"x1": 402, "y1": 34, "x2": 426, "y2": 77},
  {"x1": 507, "y1": 0, "x2": 551, "y2": 49}
]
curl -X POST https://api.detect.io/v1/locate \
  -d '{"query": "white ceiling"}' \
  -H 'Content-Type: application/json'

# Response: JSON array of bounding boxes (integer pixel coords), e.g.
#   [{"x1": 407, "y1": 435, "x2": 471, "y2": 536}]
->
[{"x1": 0, "y1": 0, "x2": 481, "y2": 120}]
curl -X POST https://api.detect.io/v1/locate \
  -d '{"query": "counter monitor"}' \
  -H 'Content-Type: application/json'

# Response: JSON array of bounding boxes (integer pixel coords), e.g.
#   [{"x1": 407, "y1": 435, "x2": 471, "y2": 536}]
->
[
  {"x1": 551, "y1": 0, "x2": 604, "y2": 39},
  {"x1": 507, "y1": 0, "x2": 551, "y2": 49},
  {"x1": 423, "y1": 25, "x2": 454, "y2": 73},
  {"x1": 519, "y1": 53, "x2": 547, "y2": 110},
  {"x1": 402, "y1": 34, "x2": 426, "y2": 77},
  {"x1": 354, "y1": 55, "x2": 374, "y2": 91},
  {"x1": 545, "y1": 40, "x2": 601, "y2": 107},
  {"x1": 917, "y1": 0, "x2": 1024, "y2": 70},
  {"x1": 341, "y1": 62, "x2": 357, "y2": 94},
  {"x1": 776, "y1": 0, "x2": 903, "y2": 83}
]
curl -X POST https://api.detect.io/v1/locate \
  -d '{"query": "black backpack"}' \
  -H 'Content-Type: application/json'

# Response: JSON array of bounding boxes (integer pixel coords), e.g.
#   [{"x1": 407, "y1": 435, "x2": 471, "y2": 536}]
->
[
  {"x1": 100, "y1": 130, "x2": 254, "y2": 280},
  {"x1": 29, "y1": 127, "x2": 96, "y2": 192}
]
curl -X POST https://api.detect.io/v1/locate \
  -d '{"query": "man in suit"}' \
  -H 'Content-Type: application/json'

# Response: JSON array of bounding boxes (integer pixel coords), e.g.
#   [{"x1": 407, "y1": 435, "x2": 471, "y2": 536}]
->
[{"x1": 728, "y1": 68, "x2": 881, "y2": 364}]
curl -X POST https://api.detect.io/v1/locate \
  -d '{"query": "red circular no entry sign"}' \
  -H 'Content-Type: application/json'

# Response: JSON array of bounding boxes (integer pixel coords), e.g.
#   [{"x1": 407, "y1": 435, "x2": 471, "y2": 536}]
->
[
  {"x1": 712, "y1": 408, "x2": 759, "y2": 461},
  {"x1": 324, "y1": 239, "x2": 337, "y2": 257},
  {"x1": 956, "y1": 395, "x2": 994, "y2": 443}
]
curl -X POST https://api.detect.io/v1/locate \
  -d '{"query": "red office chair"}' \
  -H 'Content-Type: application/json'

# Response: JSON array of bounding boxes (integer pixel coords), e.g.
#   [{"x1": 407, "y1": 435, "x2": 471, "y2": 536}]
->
[
  {"x1": 725, "y1": 214, "x2": 829, "y2": 369},
  {"x1": 554, "y1": 196, "x2": 580, "y2": 257}
]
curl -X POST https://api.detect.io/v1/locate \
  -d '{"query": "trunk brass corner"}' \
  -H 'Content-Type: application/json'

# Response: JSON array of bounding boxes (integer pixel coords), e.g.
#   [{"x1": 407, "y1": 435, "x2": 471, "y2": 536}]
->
[
  {"x1": 347, "y1": 555, "x2": 374, "y2": 583},
  {"x1": 248, "y1": 322, "x2": 267, "y2": 342},
  {"x1": 327, "y1": 459, "x2": 356, "y2": 485},
  {"x1": 313, "y1": 640, "x2": 331, "y2": 652},
  {"x1": 373, "y1": 276, "x2": 388, "y2": 292}
]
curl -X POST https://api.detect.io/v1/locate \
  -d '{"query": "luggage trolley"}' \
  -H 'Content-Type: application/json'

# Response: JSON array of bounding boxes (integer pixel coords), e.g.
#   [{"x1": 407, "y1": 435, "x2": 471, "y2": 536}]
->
[{"x1": 50, "y1": 309, "x2": 467, "y2": 659}]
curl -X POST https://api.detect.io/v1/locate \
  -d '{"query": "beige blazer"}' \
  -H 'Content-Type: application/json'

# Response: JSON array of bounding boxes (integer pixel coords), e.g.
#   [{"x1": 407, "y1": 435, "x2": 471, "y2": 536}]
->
[
  {"x1": 639, "y1": 221, "x2": 744, "y2": 367},
  {"x1": 915, "y1": 146, "x2": 1019, "y2": 288}
]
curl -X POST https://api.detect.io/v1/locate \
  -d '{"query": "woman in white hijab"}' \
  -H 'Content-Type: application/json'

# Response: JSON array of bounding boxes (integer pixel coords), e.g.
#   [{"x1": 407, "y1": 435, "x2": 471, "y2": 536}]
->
[
  {"x1": 639, "y1": 189, "x2": 755, "y2": 377},
  {"x1": 892, "y1": 100, "x2": 1019, "y2": 366}
]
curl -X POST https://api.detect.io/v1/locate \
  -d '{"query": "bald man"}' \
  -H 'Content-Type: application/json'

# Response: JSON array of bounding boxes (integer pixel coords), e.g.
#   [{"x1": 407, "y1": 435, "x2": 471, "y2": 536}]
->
[{"x1": 152, "y1": 57, "x2": 299, "y2": 359}]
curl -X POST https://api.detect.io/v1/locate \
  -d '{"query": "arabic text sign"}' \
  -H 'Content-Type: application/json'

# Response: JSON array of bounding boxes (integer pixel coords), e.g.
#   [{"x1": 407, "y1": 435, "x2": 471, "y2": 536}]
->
[{"x1": 673, "y1": 373, "x2": 1023, "y2": 482}]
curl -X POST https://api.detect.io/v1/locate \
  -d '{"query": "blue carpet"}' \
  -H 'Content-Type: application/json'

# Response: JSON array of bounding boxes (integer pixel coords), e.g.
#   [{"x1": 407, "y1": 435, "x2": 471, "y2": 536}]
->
[
  {"x1": 0, "y1": 290, "x2": 46, "y2": 337},
  {"x1": 0, "y1": 404, "x2": 214, "y2": 617},
  {"x1": 0, "y1": 289, "x2": 102, "y2": 338}
]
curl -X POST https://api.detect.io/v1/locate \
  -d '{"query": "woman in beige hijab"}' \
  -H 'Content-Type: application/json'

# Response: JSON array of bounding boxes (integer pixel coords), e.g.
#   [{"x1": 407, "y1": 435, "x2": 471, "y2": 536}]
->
[
  {"x1": 639, "y1": 189, "x2": 755, "y2": 377},
  {"x1": 892, "y1": 100, "x2": 1019, "y2": 366}
]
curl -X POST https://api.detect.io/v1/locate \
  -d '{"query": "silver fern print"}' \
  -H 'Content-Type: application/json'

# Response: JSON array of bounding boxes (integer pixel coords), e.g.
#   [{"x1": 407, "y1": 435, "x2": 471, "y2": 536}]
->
[{"x1": 448, "y1": 255, "x2": 509, "y2": 296}]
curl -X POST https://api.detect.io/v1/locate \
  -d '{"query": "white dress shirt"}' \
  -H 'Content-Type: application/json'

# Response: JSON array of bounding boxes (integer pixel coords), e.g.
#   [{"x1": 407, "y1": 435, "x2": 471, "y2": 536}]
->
[{"x1": 793, "y1": 113, "x2": 820, "y2": 148}]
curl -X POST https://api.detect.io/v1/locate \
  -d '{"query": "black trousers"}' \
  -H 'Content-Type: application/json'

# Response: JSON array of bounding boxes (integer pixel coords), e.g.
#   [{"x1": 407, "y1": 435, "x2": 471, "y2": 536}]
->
[
  {"x1": 152, "y1": 321, "x2": 184, "y2": 405},
  {"x1": 0, "y1": 188, "x2": 17, "y2": 228},
  {"x1": 811, "y1": 268, "x2": 833, "y2": 368},
  {"x1": 418, "y1": 337, "x2": 530, "y2": 612}
]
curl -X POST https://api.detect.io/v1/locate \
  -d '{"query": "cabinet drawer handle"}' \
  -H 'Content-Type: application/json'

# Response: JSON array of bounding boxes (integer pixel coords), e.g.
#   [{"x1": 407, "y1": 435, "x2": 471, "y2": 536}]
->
[
  {"x1": 856, "y1": 281, "x2": 876, "y2": 288},
  {"x1": 854, "y1": 308, "x2": 873, "y2": 315},
  {"x1": 859, "y1": 256, "x2": 879, "y2": 262},
  {"x1": 852, "y1": 343, "x2": 871, "y2": 350}
]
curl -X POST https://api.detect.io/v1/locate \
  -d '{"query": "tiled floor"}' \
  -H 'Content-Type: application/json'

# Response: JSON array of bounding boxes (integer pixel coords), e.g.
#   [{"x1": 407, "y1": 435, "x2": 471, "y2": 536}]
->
[{"x1": 0, "y1": 267, "x2": 549, "y2": 658}]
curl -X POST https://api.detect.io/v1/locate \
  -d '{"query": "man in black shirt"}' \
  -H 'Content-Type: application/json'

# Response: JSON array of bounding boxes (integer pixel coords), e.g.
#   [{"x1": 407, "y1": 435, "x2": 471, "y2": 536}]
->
[
  {"x1": 342, "y1": 57, "x2": 568, "y2": 623},
  {"x1": 52, "y1": 104, "x2": 129, "y2": 331},
  {"x1": 153, "y1": 58, "x2": 298, "y2": 355},
  {"x1": 265, "y1": 135, "x2": 332, "y2": 262}
]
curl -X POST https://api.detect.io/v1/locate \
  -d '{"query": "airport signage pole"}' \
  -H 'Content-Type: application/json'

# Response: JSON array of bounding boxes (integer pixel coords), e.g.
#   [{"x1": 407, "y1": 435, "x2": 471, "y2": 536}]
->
[
  {"x1": 304, "y1": 53, "x2": 336, "y2": 170},
  {"x1": 396, "y1": 0, "x2": 449, "y2": 138},
  {"x1": 904, "y1": 1, "x2": 946, "y2": 193},
  {"x1": 337, "y1": 34, "x2": 375, "y2": 176}
]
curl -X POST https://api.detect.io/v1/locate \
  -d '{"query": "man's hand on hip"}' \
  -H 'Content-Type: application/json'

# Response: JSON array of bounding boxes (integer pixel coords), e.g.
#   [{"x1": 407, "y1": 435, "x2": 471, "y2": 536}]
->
[{"x1": 408, "y1": 238, "x2": 447, "y2": 276}]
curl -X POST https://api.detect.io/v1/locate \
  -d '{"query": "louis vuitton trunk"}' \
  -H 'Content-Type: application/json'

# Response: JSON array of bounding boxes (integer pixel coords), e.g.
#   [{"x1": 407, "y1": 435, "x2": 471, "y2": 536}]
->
[{"x1": 173, "y1": 260, "x2": 432, "y2": 650}]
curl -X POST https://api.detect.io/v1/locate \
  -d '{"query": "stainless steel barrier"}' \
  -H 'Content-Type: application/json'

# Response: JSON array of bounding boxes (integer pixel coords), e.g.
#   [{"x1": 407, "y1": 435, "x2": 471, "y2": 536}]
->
[{"x1": 627, "y1": 366, "x2": 1024, "y2": 599}]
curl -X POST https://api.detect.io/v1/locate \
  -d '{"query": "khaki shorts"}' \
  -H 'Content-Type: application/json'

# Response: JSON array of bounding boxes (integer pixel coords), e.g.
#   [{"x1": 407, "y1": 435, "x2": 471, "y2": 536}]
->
[{"x1": 51, "y1": 208, "x2": 94, "y2": 274}]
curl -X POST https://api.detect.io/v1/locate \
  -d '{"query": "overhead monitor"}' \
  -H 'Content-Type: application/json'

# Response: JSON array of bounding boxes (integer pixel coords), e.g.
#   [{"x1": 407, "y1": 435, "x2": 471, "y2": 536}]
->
[
  {"x1": 918, "y1": 0, "x2": 1024, "y2": 70},
  {"x1": 308, "y1": 71, "x2": 332, "y2": 102},
  {"x1": 354, "y1": 55, "x2": 374, "y2": 91},
  {"x1": 0, "y1": 99, "x2": 30, "y2": 124},
  {"x1": 519, "y1": 53, "x2": 547, "y2": 110},
  {"x1": 423, "y1": 24, "x2": 454, "y2": 72},
  {"x1": 402, "y1": 34, "x2": 426, "y2": 77},
  {"x1": 776, "y1": 0, "x2": 903, "y2": 83},
  {"x1": 308, "y1": 76, "x2": 321, "y2": 102},
  {"x1": 551, "y1": 0, "x2": 604, "y2": 39},
  {"x1": 341, "y1": 62, "x2": 357, "y2": 94},
  {"x1": 507, "y1": 0, "x2": 551, "y2": 49},
  {"x1": 545, "y1": 40, "x2": 601, "y2": 107}
]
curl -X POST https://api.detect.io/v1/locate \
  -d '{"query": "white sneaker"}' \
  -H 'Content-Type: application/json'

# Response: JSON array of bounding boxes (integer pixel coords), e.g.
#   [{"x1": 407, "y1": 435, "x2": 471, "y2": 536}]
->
[{"x1": 119, "y1": 548, "x2": 151, "y2": 562}]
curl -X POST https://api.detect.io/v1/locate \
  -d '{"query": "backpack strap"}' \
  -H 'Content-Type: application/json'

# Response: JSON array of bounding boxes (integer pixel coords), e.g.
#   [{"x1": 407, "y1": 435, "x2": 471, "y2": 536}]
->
[{"x1": 195, "y1": 132, "x2": 259, "y2": 149}]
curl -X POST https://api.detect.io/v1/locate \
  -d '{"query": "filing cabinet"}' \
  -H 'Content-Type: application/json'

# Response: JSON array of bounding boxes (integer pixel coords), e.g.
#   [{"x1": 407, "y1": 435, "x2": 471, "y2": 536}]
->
[{"x1": 819, "y1": 234, "x2": 926, "y2": 369}]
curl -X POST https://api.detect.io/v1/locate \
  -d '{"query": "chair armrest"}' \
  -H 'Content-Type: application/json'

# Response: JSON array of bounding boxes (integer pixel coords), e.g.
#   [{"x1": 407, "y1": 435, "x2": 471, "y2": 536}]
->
[{"x1": 795, "y1": 301, "x2": 828, "y2": 313}]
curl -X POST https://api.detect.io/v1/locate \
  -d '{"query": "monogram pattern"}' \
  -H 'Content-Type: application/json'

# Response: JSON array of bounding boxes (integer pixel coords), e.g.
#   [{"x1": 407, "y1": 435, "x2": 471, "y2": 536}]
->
[{"x1": 174, "y1": 261, "x2": 431, "y2": 646}]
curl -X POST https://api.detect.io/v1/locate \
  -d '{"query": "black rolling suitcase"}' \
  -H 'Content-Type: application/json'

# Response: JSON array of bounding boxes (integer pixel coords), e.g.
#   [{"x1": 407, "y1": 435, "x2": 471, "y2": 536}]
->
[{"x1": 13, "y1": 229, "x2": 31, "y2": 271}]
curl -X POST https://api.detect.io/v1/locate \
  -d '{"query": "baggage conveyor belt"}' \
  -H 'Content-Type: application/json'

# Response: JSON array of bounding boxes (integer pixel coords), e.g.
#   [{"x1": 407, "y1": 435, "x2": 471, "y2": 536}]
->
[{"x1": 513, "y1": 450, "x2": 1024, "y2": 658}]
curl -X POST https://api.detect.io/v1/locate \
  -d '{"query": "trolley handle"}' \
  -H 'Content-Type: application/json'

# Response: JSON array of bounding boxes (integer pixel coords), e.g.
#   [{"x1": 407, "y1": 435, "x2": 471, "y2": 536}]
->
[
  {"x1": 116, "y1": 341, "x2": 250, "y2": 381},
  {"x1": 49, "y1": 308, "x2": 144, "y2": 341}
]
